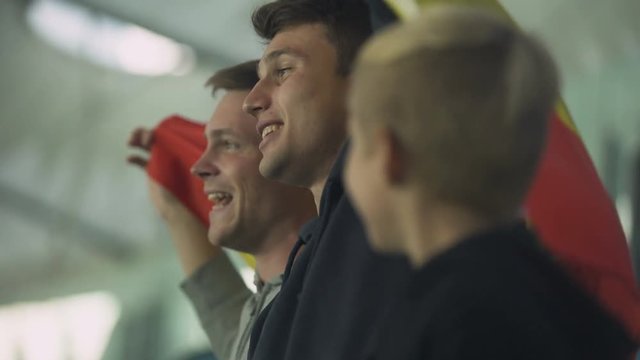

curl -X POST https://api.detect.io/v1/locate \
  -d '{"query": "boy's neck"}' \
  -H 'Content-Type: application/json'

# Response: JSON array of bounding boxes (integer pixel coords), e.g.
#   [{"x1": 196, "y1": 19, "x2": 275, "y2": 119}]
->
[{"x1": 402, "y1": 202, "x2": 513, "y2": 268}]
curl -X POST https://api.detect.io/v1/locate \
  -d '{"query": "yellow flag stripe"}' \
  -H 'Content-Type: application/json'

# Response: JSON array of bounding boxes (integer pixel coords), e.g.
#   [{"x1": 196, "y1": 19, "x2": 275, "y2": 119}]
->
[
  {"x1": 383, "y1": 0, "x2": 420, "y2": 19},
  {"x1": 240, "y1": 252, "x2": 256, "y2": 268},
  {"x1": 555, "y1": 100, "x2": 578, "y2": 134},
  {"x1": 385, "y1": 0, "x2": 511, "y2": 20}
]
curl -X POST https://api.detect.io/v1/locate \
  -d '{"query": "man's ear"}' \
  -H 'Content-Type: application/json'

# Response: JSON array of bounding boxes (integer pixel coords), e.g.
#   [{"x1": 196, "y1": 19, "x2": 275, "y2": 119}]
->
[{"x1": 376, "y1": 127, "x2": 406, "y2": 186}]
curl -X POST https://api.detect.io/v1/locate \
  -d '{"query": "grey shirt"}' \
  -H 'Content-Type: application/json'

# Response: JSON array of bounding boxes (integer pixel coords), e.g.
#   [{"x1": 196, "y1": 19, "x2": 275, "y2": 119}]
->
[{"x1": 181, "y1": 254, "x2": 281, "y2": 360}]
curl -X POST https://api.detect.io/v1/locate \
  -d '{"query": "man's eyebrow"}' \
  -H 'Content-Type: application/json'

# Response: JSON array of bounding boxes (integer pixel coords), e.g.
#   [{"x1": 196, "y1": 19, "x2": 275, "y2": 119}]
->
[
  {"x1": 258, "y1": 47, "x2": 306, "y2": 77},
  {"x1": 205, "y1": 128, "x2": 235, "y2": 139},
  {"x1": 262, "y1": 47, "x2": 305, "y2": 64}
]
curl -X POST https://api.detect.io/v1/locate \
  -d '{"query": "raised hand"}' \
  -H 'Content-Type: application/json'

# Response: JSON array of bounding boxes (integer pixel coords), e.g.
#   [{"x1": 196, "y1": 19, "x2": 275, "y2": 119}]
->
[
  {"x1": 126, "y1": 126, "x2": 219, "y2": 275},
  {"x1": 126, "y1": 127, "x2": 154, "y2": 168}
]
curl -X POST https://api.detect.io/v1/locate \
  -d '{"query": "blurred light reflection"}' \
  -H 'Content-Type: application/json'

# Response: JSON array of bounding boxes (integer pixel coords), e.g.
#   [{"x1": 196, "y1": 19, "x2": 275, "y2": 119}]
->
[
  {"x1": 0, "y1": 292, "x2": 120, "y2": 360},
  {"x1": 26, "y1": 0, "x2": 195, "y2": 76}
]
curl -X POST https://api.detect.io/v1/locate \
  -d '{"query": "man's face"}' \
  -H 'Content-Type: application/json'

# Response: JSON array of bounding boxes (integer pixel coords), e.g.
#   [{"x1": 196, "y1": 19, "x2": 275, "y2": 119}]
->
[
  {"x1": 192, "y1": 90, "x2": 313, "y2": 252},
  {"x1": 243, "y1": 24, "x2": 350, "y2": 189}
]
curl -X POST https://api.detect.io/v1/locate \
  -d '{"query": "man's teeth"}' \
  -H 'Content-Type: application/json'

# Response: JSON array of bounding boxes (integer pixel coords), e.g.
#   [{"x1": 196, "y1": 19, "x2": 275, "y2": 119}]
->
[
  {"x1": 207, "y1": 192, "x2": 231, "y2": 204},
  {"x1": 261, "y1": 124, "x2": 282, "y2": 139}
]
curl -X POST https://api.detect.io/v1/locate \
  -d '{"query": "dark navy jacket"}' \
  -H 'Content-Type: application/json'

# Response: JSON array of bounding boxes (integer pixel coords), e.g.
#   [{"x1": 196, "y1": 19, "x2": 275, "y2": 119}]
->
[
  {"x1": 248, "y1": 144, "x2": 411, "y2": 360},
  {"x1": 364, "y1": 222, "x2": 635, "y2": 360}
]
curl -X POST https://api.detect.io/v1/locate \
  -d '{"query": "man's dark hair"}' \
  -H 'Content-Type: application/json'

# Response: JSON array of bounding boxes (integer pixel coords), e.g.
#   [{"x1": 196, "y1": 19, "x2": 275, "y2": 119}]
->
[
  {"x1": 205, "y1": 60, "x2": 260, "y2": 95},
  {"x1": 251, "y1": 0, "x2": 372, "y2": 76}
]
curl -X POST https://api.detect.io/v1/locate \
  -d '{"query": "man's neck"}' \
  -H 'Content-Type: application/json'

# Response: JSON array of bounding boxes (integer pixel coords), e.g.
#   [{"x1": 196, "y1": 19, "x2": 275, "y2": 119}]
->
[
  {"x1": 252, "y1": 212, "x2": 313, "y2": 282},
  {"x1": 307, "y1": 139, "x2": 347, "y2": 212},
  {"x1": 253, "y1": 235, "x2": 297, "y2": 282}
]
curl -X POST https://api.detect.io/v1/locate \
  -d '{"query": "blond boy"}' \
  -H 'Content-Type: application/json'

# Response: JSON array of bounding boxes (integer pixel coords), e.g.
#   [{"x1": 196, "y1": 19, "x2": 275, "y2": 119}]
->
[{"x1": 346, "y1": 5, "x2": 634, "y2": 359}]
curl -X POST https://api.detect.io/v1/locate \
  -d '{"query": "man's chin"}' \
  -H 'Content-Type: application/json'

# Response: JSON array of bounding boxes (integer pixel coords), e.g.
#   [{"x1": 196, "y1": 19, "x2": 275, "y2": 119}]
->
[
  {"x1": 259, "y1": 155, "x2": 288, "y2": 182},
  {"x1": 208, "y1": 227, "x2": 235, "y2": 248}
]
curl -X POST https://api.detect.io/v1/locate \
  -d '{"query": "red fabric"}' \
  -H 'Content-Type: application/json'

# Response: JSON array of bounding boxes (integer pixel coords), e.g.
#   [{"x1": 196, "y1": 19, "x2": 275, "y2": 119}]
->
[
  {"x1": 525, "y1": 113, "x2": 640, "y2": 341},
  {"x1": 146, "y1": 114, "x2": 209, "y2": 226}
]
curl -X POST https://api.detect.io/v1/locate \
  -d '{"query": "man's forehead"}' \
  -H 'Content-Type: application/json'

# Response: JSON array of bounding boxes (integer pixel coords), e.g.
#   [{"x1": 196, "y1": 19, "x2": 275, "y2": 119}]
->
[
  {"x1": 258, "y1": 24, "x2": 330, "y2": 63},
  {"x1": 267, "y1": 23, "x2": 328, "y2": 49},
  {"x1": 206, "y1": 114, "x2": 259, "y2": 141}
]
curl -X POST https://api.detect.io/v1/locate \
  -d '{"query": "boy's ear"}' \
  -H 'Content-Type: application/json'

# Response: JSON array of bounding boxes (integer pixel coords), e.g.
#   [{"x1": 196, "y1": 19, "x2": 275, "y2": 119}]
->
[{"x1": 377, "y1": 127, "x2": 406, "y2": 186}]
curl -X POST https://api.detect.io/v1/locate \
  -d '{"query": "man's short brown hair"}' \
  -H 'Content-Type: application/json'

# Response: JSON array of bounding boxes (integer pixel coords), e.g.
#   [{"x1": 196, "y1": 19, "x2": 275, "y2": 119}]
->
[
  {"x1": 251, "y1": 0, "x2": 372, "y2": 76},
  {"x1": 351, "y1": 5, "x2": 559, "y2": 218},
  {"x1": 205, "y1": 60, "x2": 259, "y2": 94}
]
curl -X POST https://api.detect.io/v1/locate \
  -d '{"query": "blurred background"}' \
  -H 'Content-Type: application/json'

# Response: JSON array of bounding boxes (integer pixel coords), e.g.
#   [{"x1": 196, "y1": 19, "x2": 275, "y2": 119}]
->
[{"x1": 0, "y1": 0, "x2": 638, "y2": 359}]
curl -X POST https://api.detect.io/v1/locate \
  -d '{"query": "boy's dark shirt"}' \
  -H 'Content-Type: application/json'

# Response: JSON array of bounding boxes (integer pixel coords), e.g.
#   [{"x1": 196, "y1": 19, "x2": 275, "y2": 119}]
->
[
  {"x1": 248, "y1": 144, "x2": 412, "y2": 360},
  {"x1": 365, "y1": 221, "x2": 635, "y2": 360}
]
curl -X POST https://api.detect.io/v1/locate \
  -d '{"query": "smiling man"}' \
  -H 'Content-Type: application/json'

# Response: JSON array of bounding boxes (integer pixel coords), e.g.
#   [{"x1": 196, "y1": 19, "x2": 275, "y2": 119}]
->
[
  {"x1": 191, "y1": 82, "x2": 314, "y2": 261},
  {"x1": 128, "y1": 60, "x2": 316, "y2": 360},
  {"x1": 247, "y1": 25, "x2": 351, "y2": 205},
  {"x1": 242, "y1": 2, "x2": 411, "y2": 360}
]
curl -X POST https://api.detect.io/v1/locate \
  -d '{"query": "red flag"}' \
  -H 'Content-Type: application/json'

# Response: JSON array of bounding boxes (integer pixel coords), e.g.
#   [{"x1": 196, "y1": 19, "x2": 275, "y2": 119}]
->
[
  {"x1": 144, "y1": 115, "x2": 258, "y2": 268},
  {"x1": 525, "y1": 106, "x2": 640, "y2": 339},
  {"x1": 146, "y1": 114, "x2": 209, "y2": 226}
]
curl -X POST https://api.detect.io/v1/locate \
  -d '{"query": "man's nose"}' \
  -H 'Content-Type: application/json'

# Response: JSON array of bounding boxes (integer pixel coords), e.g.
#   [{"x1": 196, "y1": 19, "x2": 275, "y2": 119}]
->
[
  {"x1": 191, "y1": 154, "x2": 221, "y2": 179},
  {"x1": 243, "y1": 81, "x2": 270, "y2": 118}
]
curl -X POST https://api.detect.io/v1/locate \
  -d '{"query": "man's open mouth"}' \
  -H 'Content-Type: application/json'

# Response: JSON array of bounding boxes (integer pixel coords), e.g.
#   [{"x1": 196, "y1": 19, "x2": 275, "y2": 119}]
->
[
  {"x1": 207, "y1": 191, "x2": 233, "y2": 209},
  {"x1": 261, "y1": 124, "x2": 282, "y2": 139}
]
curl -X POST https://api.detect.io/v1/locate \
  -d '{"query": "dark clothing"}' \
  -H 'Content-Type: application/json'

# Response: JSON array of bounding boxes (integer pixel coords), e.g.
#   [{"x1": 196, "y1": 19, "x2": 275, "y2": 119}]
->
[
  {"x1": 365, "y1": 0, "x2": 396, "y2": 31},
  {"x1": 365, "y1": 222, "x2": 635, "y2": 360},
  {"x1": 248, "y1": 144, "x2": 412, "y2": 360}
]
